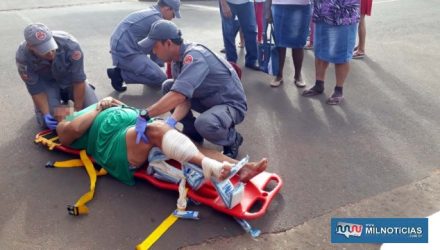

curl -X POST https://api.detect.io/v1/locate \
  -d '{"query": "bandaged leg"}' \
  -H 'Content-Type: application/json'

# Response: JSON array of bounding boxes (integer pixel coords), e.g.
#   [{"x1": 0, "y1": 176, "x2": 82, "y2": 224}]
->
[
  {"x1": 161, "y1": 129, "x2": 223, "y2": 179},
  {"x1": 161, "y1": 130, "x2": 245, "y2": 208},
  {"x1": 201, "y1": 158, "x2": 223, "y2": 179},
  {"x1": 162, "y1": 129, "x2": 198, "y2": 162}
]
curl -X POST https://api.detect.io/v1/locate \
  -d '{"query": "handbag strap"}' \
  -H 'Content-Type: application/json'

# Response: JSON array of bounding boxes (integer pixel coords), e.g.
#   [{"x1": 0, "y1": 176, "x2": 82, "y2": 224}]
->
[
  {"x1": 269, "y1": 23, "x2": 276, "y2": 45},
  {"x1": 262, "y1": 21, "x2": 276, "y2": 45},
  {"x1": 262, "y1": 22, "x2": 269, "y2": 44}
]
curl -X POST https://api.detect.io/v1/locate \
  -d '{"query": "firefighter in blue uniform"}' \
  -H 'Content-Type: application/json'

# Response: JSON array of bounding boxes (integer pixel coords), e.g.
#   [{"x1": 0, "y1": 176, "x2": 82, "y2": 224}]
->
[
  {"x1": 15, "y1": 23, "x2": 98, "y2": 130},
  {"x1": 107, "y1": 0, "x2": 181, "y2": 92},
  {"x1": 135, "y1": 20, "x2": 247, "y2": 158}
]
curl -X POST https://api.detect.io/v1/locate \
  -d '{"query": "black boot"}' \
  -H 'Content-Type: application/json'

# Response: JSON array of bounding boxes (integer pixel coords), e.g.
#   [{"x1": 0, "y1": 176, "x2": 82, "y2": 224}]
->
[
  {"x1": 180, "y1": 114, "x2": 204, "y2": 144},
  {"x1": 107, "y1": 67, "x2": 127, "y2": 92},
  {"x1": 223, "y1": 132, "x2": 243, "y2": 159}
]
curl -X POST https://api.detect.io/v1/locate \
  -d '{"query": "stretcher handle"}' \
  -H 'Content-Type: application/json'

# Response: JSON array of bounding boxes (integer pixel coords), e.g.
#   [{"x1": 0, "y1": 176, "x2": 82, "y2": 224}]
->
[
  {"x1": 34, "y1": 129, "x2": 53, "y2": 140},
  {"x1": 188, "y1": 173, "x2": 283, "y2": 220},
  {"x1": 243, "y1": 173, "x2": 283, "y2": 219}
]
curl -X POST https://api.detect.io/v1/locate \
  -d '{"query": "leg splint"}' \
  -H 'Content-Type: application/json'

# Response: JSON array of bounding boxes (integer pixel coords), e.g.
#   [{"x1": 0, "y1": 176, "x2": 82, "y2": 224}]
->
[
  {"x1": 211, "y1": 156, "x2": 249, "y2": 209},
  {"x1": 182, "y1": 163, "x2": 205, "y2": 190},
  {"x1": 147, "y1": 147, "x2": 183, "y2": 184},
  {"x1": 35, "y1": 130, "x2": 283, "y2": 220}
]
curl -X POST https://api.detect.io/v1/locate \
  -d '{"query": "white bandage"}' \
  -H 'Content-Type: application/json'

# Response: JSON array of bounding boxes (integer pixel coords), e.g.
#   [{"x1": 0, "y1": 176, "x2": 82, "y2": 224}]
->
[
  {"x1": 201, "y1": 157, "x2": 223, "y2": 179},
  {"x1": 177, "y1": 178, "x2": 188, "y2": 210},
  {"x1": 161, "y1": 129, "x2": 223, "y2": 180},
  {"x1": 162, "y1": 129, "x2": 198, "y2": 163}
]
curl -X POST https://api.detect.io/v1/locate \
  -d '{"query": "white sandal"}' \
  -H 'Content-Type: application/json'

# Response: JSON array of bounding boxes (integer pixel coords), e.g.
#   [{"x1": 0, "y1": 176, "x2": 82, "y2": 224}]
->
[
  {"x1": 270, "y1": 78, "x2": 283, "y2": 87},
  {"x1": 294, "y1": 79, "x2": 306, "y2": 88}
]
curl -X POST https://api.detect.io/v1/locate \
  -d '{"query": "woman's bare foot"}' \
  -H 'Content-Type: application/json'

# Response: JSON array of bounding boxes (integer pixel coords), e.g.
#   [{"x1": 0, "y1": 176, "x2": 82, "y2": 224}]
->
[{"x1": 239, "y1": 158, "x2": 268, "y2": 182}]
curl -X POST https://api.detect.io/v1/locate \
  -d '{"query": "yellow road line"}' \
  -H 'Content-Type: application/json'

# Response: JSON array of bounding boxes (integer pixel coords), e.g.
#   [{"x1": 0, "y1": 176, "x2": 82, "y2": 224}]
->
[{"x1": 136, "y1": 213, "x2": 179, "y2": 250}]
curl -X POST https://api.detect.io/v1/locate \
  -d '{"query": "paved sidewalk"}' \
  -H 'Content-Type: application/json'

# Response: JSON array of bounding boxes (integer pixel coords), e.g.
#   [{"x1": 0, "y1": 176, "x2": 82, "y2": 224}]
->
[{"x1": 184, "y1": 170, "x2": 440, "y2": 250}]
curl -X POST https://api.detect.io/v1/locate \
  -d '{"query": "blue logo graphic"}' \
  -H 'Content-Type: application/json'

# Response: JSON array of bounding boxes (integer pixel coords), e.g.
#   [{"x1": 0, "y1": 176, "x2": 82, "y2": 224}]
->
[
  {"x1": 335, "y1": 222, "x2": 363, "y2": 238},
  {"x1": 331, "y1": 218, "x2": 428, "y2": 243}
]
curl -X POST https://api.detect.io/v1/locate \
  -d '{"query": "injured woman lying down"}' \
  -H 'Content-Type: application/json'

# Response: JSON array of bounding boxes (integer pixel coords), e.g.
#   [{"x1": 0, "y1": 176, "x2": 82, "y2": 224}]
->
[{"x1": 54, "y1": 97, "x2": 267, "y2": 190}]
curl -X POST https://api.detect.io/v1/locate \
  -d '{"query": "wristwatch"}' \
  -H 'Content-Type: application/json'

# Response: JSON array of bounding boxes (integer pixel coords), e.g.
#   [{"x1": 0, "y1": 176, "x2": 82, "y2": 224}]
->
[{"x1": 140, "y1": 109, "x2": 150, "y2": 120}]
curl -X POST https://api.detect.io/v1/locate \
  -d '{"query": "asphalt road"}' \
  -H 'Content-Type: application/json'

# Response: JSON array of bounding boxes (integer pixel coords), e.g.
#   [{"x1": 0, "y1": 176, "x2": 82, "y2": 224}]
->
[{"x1": 0, "y1": 0, "x2": 439, "y2": 249}]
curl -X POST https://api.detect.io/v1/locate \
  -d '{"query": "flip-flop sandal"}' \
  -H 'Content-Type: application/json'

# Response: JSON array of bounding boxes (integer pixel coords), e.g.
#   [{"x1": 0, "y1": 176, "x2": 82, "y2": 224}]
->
[
  {"x1": 304, "y1": 44, "x2": 313, "y2": 50},
  {"x1": 326, "y1": 95, "x2": 344, "y2": 105},
  {"x1": 270, "y1": 78, "x2": 283, "y2": 87},
  {"x1": 352, "y1": 51, "x2": 365, "y2": 59},
  {"x1": 302, "y1": 88, "x2": 324, "y2": 97},
  {"x1": 294, "y1": 79, "x2": 306, "y2": 88}
]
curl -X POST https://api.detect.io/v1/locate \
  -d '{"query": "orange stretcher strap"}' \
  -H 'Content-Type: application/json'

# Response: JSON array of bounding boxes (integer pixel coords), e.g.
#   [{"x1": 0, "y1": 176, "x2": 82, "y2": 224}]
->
[{"x1": 52, "y1": 150, "x2": 107, "y2": 215}]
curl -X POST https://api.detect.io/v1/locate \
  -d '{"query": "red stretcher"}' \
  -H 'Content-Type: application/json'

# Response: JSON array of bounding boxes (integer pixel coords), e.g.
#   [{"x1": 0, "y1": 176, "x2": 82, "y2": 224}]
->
[{"x1": 35, "y1": 129, "x2": 283, "y2": 220}]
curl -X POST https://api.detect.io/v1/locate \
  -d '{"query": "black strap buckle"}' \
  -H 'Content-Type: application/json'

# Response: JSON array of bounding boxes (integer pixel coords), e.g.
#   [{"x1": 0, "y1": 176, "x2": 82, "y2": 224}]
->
[
  {"x1": 67, "y1": 205, "x2": 79, "y2": 216},
  {"x1": 45, "y1": 161, "x2": 54, "y2": 168}
]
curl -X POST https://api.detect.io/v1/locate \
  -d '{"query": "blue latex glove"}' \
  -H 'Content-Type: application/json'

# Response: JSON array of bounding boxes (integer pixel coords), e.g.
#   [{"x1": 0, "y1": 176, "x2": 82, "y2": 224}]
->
[
  {"x1": 44, "y1": 114, "x2": 58, "y2": 130},
  {"x1": 165, "y1": 116, "x2": 177, "y2": 128},
  {"x1": 135, "y1": 115, "x2": 149, "y2": 144}
]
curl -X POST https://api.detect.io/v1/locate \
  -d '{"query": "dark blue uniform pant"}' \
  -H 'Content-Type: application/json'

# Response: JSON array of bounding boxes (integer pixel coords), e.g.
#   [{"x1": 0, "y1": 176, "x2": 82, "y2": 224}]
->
[
  {"x1": 113, "y1": 53, "x2": 167, "y2": 88},
  {"x1": 162, "y1": 80, "x2": 244, "y2": 146}
]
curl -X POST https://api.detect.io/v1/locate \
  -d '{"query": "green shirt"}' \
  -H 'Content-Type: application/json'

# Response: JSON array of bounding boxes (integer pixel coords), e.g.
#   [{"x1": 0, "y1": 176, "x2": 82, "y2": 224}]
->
[{"x1": 66, "y1": 104, "x2": 139, "y2": 185}]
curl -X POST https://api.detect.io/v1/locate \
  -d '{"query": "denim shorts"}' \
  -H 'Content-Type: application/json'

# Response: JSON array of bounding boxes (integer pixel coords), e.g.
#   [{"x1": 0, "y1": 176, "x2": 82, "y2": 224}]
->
[
  {"x1": 314, "y1": 22, "x2": 358, "y2": 64},
  {"x1": 272, "y1": 4, "x2": 311, "y2": 48}
]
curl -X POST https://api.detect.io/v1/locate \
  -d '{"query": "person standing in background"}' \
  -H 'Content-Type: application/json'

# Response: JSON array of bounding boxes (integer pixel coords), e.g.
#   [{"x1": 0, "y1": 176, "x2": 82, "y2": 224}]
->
[
  {"x1": 302, "y1": 0, "x2": 360, "y2": 105},
  {"x1": 353, "y1": 0, "x2": 373, "y2": 59},
  {"x1": 266, "y1": 0, "x2": 311, "y2": 88},
  {"x1": 254, "y1": 0, "x2": 265, "y2": 44},
  {"x1": 219, "y1": 0, "x2": 260, "y2": 70},
  {"x1": 304, "y1": 0, "x2": 314, "y2": 50}
]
